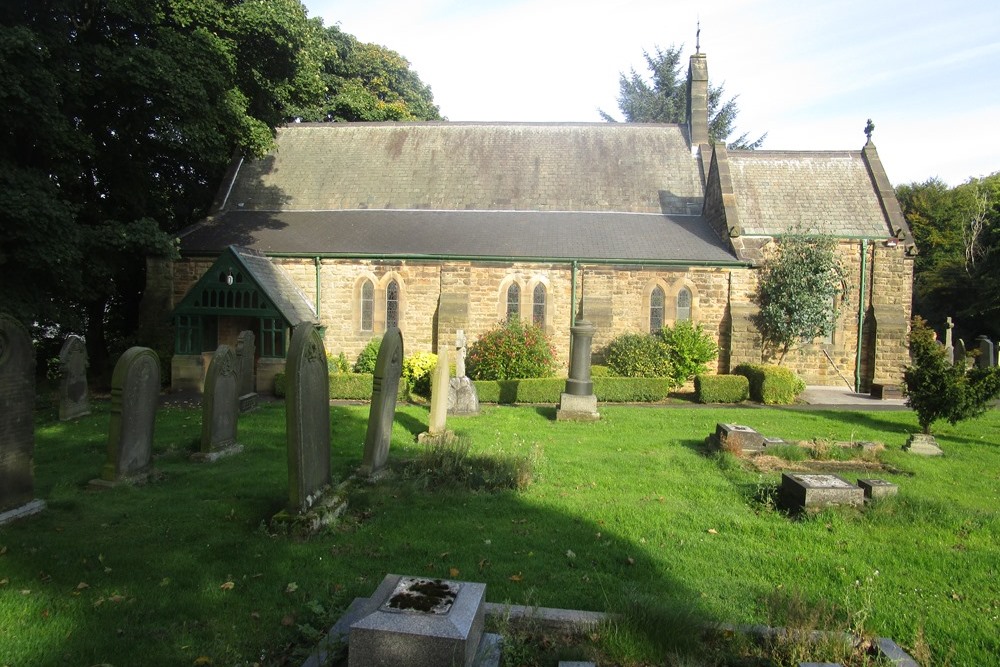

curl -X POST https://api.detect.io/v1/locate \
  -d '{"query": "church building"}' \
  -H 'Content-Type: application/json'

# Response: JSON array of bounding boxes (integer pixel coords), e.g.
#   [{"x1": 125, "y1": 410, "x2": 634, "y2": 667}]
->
[{"x1": 146, "y1": 52, "x2": 916, "y2": 394}]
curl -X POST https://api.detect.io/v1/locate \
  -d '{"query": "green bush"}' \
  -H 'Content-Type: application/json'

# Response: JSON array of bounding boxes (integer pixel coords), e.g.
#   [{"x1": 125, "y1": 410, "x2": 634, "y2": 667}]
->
[
  {"x1": 695, "y1": 374, "x2": 750, "y2": 403},
  {"x1": 327, "y1": 352, "x2": 350, "y2": 374},
  {"x1": 403, "y1": 351, "x2": 438, "y2": 397},
  {"x1": 593, "y1": 377, "x2": 672, "y2": 402},
  {"x1": 733, "y1": 363, "x2": 805, "y2": 405},
  {"x1": 467, "y1": 319, "x2": 555, "y2": 381},
  {"x1": 472, "y1": 377, "x2": 673, "y2": 404},
  {"x1": 658, "y1": 320, "x2": 718, "y2": 388},
  {"x1": 273, "y1": 371, "x2": 407, "y2": 400},
  {"x1": 353, "y1": 337, "x2": 381, "y2": 374},
  {"x1": 604, "y1": 332, "x2": 672, "y2": 378},
  {"x1": 590, "y1": 364, "x2": 615, "y2": 377}
]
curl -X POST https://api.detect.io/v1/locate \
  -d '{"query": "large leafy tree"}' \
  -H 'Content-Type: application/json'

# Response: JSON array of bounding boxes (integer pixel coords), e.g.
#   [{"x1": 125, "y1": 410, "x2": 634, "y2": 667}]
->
[
  {"x1": 897, "y1": 174, "x2": 1000, "y2": 340},
  {"x1": 599, "y1": 44, "x2": 765, "y2": 149},
  {"x1": 752, "y1": 234, "x2": 846, "y2": 361}
]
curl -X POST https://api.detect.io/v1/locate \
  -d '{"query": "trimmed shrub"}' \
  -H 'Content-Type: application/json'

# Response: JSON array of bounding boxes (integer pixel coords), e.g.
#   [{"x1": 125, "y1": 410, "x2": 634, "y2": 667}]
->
[
  {"x1": 353, "y1": 337, "x2": 381, "y2": 374},
  {"x1": 604, "y1": 332, "x2": 672, "y2": 378},
  {"x1": 467, "y1": 319, "x2": 555, "y2": 381},
  {"x1": 695, "y1": 374, "x2": 750, "y2": 403},
  {"x1": 472, "y1": 377, "x2": 673, "y2": 404},
  {"x1": 273, "y1": 371, "x2": 407, "y2": 400},
  {"x1": 403, "y1": 351, "x2": 438, "y2": 397},
  {"x1": 733, "y1": 363, "x2": 805, "y2": 405},
  {"x1": 657, "y1": 321, "x2": 718, "y2": 388},
  {"x1": 593, "y1": 377, "x2": 672, "y2": 402},
  {"x1": 590, "y1": 364, "x2": 615, "y2": 377}
]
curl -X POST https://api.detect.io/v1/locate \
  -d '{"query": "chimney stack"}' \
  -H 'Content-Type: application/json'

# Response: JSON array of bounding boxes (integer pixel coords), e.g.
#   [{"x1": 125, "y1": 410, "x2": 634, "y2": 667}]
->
[{"x1": 686, "y1": 52, "x2": 709, "y2": 147}]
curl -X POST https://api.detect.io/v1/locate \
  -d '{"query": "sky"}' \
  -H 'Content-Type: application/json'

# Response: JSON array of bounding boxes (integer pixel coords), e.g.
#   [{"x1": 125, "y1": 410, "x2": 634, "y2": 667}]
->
[{"x1": 304, "y1": 0, "x2": 1000, "y2": 187}]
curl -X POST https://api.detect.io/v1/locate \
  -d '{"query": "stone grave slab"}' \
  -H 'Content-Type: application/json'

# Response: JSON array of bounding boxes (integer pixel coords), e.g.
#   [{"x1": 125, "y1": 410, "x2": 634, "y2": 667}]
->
[
  {"x1": 349, "y1": 574, "x2": 486, "y2": 667},
  {"x1": 193, "y1": 344, "x2": 243, "y2": 462},
  {"x1": 556, "y1": 392, "x2": 600, "y2": 421},
  {"x1": 361, "y1": 328, "x2": 404, "y2": 476},
  {"x1": 779, "y1": 473, "x2": 864, "y2": 512},
  {"x1": 716, "y1": 423, "x2": 766, "y2": 452},
  {"x1": 857, "y1": 479, "x2": 898, "y2": 500},
  {"x1": 58, "y1": 334, "x2": 90, "y2": 421},
  {"x1": 903, "y1": 433, "x2": 943, "y2": 456}
]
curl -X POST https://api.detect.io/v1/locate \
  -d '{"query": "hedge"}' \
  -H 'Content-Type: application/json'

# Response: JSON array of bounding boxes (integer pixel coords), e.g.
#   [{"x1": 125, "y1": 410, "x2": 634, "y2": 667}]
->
[
  {"x1": 694, "y1": 374, "x2": 750, "y2": 403},
  {"x1": 273, "y1": 372, "x2": 407, "y2": 400},
  {"x1": 732, "y1": 363, "x2": 805, "y2": 405},
  {"x1": 472, "y1": 377, "x2": 673, "y2": 404}
]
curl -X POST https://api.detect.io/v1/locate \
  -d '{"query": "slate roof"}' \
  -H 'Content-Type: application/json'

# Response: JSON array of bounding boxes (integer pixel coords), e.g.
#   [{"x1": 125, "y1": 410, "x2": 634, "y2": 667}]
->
[
  {"x1": 179, "y1": 210, "x2": 741, "y2": 264},
  {"x1": 219, "y1": 122, "x2": 705, "y2": 216},
  {"x1": 727, "y1": 151, "x2": 892, "y2": 237}
]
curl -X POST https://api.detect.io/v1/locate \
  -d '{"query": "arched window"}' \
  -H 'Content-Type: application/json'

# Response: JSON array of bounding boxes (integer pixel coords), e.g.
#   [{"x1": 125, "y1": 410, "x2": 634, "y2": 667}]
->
[
  {"x1": 676, "y1": 287, "x2": 692, "y2": 322},
  {"x1": 386, "y1": 279, "x2": 399, "y2": 329},
  {"x1": 360, "y1": 280, "x2": 374, "y2": 332},
  {"x1": 506, "y1": 283, "x2": 520, "y2": 321},
  {"x1": 532, "y1": 283, "x2": 546, "y2": 326},
  {"x1": 650, "y1": 286, "x2": 664, "y2": 332}
]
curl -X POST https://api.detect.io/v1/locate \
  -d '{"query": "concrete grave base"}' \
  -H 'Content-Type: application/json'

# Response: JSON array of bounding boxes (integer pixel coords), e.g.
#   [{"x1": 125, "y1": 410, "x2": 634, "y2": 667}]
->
[
  {"x1": 0, "y1": 499, "x2": 46, "y2": 526},
  {"x1": 779, "y1": 473, "x2": 864, "y2": 512},
  {"x1": 716, "y1": 423, "x2": 766, "y2": 452},
  {"x1": 857, "y1": 478, "x2": 898, "y2": 500},
  {"x1": 556, "y1": 393, "x2": 600, "y2": 422},
  {"x1": 239, "y1": 393, "x2": 259, "y2": 413},
  {"x1": 269, "y1": 485, "x2": 348, "y2": 536},
  {"x1": 88, "y1": 470, "x2": 153, "y2": 489},
  {"x1": 903, "y1": 433, "x2": 944, "y2": 456},
  {"x1": 190, "y1": 443, "x2": 244, "y2": 463},
  {"x1": 417, "y1": 430, "x2": 457, "y2": 446}
]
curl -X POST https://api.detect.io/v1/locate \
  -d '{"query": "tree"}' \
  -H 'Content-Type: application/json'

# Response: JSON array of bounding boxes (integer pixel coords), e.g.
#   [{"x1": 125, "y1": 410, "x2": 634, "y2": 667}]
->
[
  {"x1": 903, "y1": 317, "x2": 1000, "y2": 434},
  {"x1": 752, "y1": 234, "x2": 846, "y2": 361},
  {"x1": 599, "y1": 44, "x2": 765, "y2": 149}
]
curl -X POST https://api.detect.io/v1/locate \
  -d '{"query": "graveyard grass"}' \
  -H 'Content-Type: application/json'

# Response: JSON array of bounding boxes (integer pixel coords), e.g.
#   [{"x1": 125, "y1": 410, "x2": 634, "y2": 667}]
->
[{"x1": 3, "y1": 401, "x2": 999, "y2": 666}]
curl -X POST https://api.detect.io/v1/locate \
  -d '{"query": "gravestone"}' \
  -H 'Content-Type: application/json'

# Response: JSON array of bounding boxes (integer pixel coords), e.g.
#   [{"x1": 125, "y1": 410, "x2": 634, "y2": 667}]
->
[
  {"x1": 715, "y1": 423, "x2": 766, "y2": 453},
  {"x1": 975, "y1": 335, "x2": 995, "y2": 369},
  {"x1": 943, "y1": 317, "x2": 954, "y2": 365},
  {"x1": 778, "y1": 473, "x2": 864, "y2": 512},
  {"x1": 58, "y1": 335, "x2": 90, "y2": 421},
  {"x1": 426, "y1": 346, "x2": 450, "y2": 437},
  {"x1": 857, "y1": 478, "x2": 898, "y2": 500},
  {"x1": 348, "y1": 574, "x2": 491, "y2": 667},
  {"x1": 557, "y1": 319, "x2": 599, "y2": 422},
  {"x1": 448, "y1": 329, "x2": 480, "y2": 416},
  {"x1": 193, "y1": 344, "x2": 243, "y2": 462},
  {"x1": 955, "y1": 338, "x2": 970, "y2": 368},
  {"x1": 285, "y1": 323, "x2": 332, "y2": 512},
  {"x1": 361, "y1": 328, "x2": 404, "y2": 476},
  {"x1": 903, "y1": 433, "x2": 944, "y2": 456},
  {"x1": 235, "y1": 330, "x2": 258, "y2": 412},
  {"x1": 93, "y1": 347, "x2": 160, "y2": 487},
  {"x1": 0, "y1": 314, "x2": 45, "y2": 525}
]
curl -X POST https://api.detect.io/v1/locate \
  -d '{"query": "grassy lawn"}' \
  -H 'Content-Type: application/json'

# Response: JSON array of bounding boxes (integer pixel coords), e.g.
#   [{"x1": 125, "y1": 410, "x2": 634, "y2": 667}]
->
[{"x1": 2, "y1": 399, "x2": 999, "y2": 666}]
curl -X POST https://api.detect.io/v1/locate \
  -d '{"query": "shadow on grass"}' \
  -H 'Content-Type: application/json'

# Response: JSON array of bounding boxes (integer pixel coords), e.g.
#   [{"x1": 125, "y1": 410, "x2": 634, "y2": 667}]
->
[{"x1": 6, "y1": 401, "x2": 721, "y2": 665}]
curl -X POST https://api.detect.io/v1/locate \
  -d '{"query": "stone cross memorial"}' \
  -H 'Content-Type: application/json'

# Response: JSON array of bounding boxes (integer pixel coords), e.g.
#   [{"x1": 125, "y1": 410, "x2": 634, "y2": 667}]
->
[
  {"x1": 193, "y1": 344, "x2": 244, "y2": 462},
  {"x1": 285, "y1": 323, "x2": 332, "y2": 512},
  {"x1": 235, "y1": 330, "x2": 258, "y2": 412},
  {"x1": 58, "y1": 334, "x2": 90, "y2": 421},
  {"x1": 0, "y1": 314, "x2": 46, "y2": 525},
  {"x1": 361, "y1": 327, "x2": 404, "y2": 476},
  {"x1": 448, "y1": 329, "x2": 480, "y2": 416},
  {"x1": 93, "y1": 347, "x2": 160, "y2": 487}
]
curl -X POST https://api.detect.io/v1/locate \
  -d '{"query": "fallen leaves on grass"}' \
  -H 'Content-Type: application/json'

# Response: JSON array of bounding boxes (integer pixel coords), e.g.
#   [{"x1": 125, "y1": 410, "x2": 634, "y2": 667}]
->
[
  {"x1": 707, "y1": 528, "x2": 718, "y2": 535},
  {"x1": 509, "y1": 573, "x2": 523, "y2": 582},
  {"x1": 448, "y1": 567, "x2": 460, "y2": 578},
  {"x1": 220, "y1": 581, "x2": 235, "y2": 591},
  {"x1": 285, "y1": 582, "x2": 298, "y2": 593}
]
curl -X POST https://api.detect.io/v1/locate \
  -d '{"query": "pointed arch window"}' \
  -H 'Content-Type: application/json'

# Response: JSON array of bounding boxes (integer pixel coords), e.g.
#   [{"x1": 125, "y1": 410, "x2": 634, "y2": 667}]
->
[
  {"x1": 676, "y1": 287, "x2": 692, "y2": 322},
  {"x1": 360, "y1": 280, "x2": 374, "y2": 332},
  {"x1": 506, "y1": 283, "x2": 520, "y2": 321},
  {"x1": 532, "y1": 284, "x2": 546, "y2": 326},
  {"x1": 386, "y1": 279, "x2": 399, "y2": 329},
  {"x1": 650, "y1": 286, "x2": 665, "y2": 332}
]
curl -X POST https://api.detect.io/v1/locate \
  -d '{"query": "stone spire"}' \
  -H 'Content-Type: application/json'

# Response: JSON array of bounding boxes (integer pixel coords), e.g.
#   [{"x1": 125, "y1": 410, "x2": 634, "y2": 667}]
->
[{"x1": 686, "y1": 50, "x2": 709, "y2": 147}]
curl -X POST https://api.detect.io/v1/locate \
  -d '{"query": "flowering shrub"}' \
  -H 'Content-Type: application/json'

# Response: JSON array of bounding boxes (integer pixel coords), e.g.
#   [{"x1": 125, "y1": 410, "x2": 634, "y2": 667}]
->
[
  {"x1": 353, "y1": 337, "x2": 381, "y2": 374},
  {"x1": 403, "y1": 351, "x2": 438, "y2": 397},
  {"x1": 467, "y1": 319, "x2": 555, "y2": 381}
]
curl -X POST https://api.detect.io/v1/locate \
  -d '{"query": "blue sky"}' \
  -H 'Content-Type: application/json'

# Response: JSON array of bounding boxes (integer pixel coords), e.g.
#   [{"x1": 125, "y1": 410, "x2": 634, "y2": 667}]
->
[{"x1": 305, "y1": 0, "x2": 1000, "y2": 186}]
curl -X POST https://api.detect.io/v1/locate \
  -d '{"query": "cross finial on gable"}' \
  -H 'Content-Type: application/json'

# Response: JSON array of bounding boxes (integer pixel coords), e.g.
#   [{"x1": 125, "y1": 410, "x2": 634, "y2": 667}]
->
[
  {"x1": 696, "y1": 19, "x2": 701, "y2": 54},
  {"x1": 864, "y1": 118, "x2": 875, "y2": 142}
]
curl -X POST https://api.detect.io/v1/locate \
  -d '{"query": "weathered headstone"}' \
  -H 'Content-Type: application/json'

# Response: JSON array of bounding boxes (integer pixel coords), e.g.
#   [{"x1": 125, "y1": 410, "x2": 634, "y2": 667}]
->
[
  {"x1": 235, "y1": 330, "x2": 258, "y2": 412},
  {"x1": 361, "y1": 327, "x2": 404, "y2": 476},
  {"x1": 448, "y1": 329, "x2": 480, "y2": 416},
  {"x1": 193, "y1": 344, "x2": 243, "y2": 462},
  {"x1": 285, "y1": 323, "x2": 331, "y2": 511},
  {"x1": 975, "y1": 335, "x2": 996, "y2": 369},
  {"x1": 426, "y1": 346, "x2": 450, "y2": 436},
  {"x1": 715, "y1": 423, "x2": 766, "y2": 453},
  {"x1": 0, "y1": 314, "x2": 45, "y2": 524},
  {"x1": 903, "y1": 433, "x2": 944, "y2": 456},
  {"x1": 348, "y1": 574, "x2": 490, "y2": 667},
  {"x1": 955, "y1": 338, "x2": 970, "y2": 368},
  {"x1": 943, "y1": 317, "x2": 954, "y2": 365},
  {"x1": 557, "y1": 319, "x2": 599, "y2": 421},
  {"x1": 58, "y1": 334, "x2": 90, "y2": 421},
  {"x1": 93, "y1": 347, "x2": 160, "y2": 487},
  {"x1": 857, "y1": 478, "x2": 898, "y2": 500},
  {"x1": 778, "y1": 473, "x2": 864, "y2": 512}
]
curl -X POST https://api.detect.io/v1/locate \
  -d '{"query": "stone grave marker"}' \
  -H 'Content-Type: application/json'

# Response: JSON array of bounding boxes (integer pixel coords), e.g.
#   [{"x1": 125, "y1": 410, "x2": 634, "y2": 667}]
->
[
  {"x1": 348, "y1": 573, "x2": 493, "y2": 667},
  {"x1": 426, "y1": 346, "x2": 450, "y2": 437},
  {"x1": 976, "y1": 335, "x2": 996, "y2": 368},
  {"x1": 93, "y1": 347, "x2": 160, "y2": 487},
  {"x1": 58, "y1": 334, "x2": 90, "y2": 421},
  {"x1": 903, "y1": 433, "x2": 944, "y2": 456},
  {"x1": 193, "y1": 344, "x2": 243, "y2": 462},
  {"x1": 361, "y1": 328, "x2": 404, "y2": 476},
  {"x1": 955, "y1": 338, "x2": 969, "y2": 368},
  {"x1": 285, "y1": 323, "x2": 331, "y2": 512},
  {"x1": 943, "y1": 317, "x2": 955, "y2": 365},
  {"x1": 857, "y1": 478, "x2": 898, "y2": 500},
  {"x1": 715, "y1": 423, "x2": 766, "y2": 452},
  {"x1": 235, "y1": 330, "x2": 258, "y2": 412},
  {"x1": 557, "y1": 319, "x2": 600, "y2": 421},
  {"x1": 448, "y1": 329, "x2": 479, "y2": 416},
  {"x1": 0, "y1": 314, "x2": 45, "y2": 525},
  {"x1": 778, "y1": 473, "x2": 864, "y2": 512}
]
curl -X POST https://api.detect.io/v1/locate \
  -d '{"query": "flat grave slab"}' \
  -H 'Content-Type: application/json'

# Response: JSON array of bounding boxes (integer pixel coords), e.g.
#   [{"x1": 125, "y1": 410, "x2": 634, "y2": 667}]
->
[
  {"x1": 857, "y1": 478, "x2": 898, "y2": 499},
  {"x1": 779, "y1": 473, "x2": 864, "y2": 512},
  {"x1": 716, "y1": 423, "x2": 766, "y2": 452}
]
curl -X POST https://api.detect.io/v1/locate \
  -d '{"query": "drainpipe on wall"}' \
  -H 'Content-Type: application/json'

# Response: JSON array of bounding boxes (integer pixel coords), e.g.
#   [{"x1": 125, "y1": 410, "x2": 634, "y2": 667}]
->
[
  {"x1": 570, "y1": 260, "x2": 578, "y2": 328},
  {"x1": 855, "y1": 240, "x2": 868, "y2": 393},
  {"x1": 314, "y1": 257, "x2": 321, "y2": 318}
]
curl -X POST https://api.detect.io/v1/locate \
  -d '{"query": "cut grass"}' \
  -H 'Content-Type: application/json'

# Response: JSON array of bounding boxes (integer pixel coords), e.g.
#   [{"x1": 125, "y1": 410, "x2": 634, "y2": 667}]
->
[{"x1": 1, "y1": 401, "x2": 998, "y2": 665}]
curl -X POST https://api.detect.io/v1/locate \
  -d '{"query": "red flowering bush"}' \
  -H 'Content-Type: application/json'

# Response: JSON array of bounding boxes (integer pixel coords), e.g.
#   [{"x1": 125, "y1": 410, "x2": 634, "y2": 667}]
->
[{"x1": 467, "y1": 319, "x2": 555, "y2": 381}]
